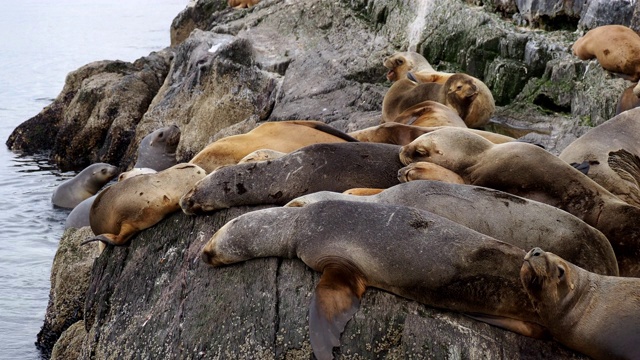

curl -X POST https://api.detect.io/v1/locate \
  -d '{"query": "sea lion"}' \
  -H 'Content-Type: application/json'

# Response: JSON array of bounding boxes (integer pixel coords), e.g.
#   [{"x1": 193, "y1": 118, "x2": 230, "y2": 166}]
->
[
  {"x1": 382, "y1": 74, "x2": 486, "y2": 128},
  {"x1": 83, "y1": 163, "x2": 206, "y2": 246},
  {"x1": 202, "y1": 201, "x2": 547, "y2": 360},
  {"x1": 189, "y1": 120, "x2": 358, "y2": 173},
  {"x1": 117, "y1": 167, "x2": 157, "y2": 182},
  {"x1": 559, "y1": 109, "x2": 640, "y2": 207},
  {"x1": 383, "y1": 51, "x2": 495, "y2": 128},
  {"x1": 181, "y1": 142, "x2": 404, "y2": 214},
  {"x1": 286, "y1": 181, "x2": 618, "y2": 276},
  {"x1": 390, "y1": 100, "x2": 467, "y2": 128},
  {"x1": 51, "y1": 163, "x2": 119, "y2": 209},
  {"x1": 348, "y1": 122, "x2": 514, "y2": 145},
  {"x1": 572, "y1": 25, "x2": 640, "y2": 81},
  {"x1": 237, "y1": 149, "x2": 287, "y2": 164},
  {"x1": 615, "y1": 83, "x2": 640, "y2": 115},
  {"x1": 398, "y1": 162, "x2": 465, "y2": 184},
  {"x1": 228, "y1": 0, "x2": 260, "y2": 8},
  {"x1": 521, "y1": 248, "x2": 640, "y2": 360},
  {"x1": 399, "y1": 127, "x2": 640, "y2": 277},
  {"x1": 133, "y1": 125, "x2": 181, "y2": 171}
]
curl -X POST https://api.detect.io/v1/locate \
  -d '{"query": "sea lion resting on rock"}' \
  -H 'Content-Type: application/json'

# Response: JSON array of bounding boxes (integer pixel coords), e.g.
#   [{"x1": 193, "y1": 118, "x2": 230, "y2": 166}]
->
[
  {"x1": 189, "y1": 120, "x2": 358, "y2": 173},
  {"x1": 521, "y1": 248, "x2": 640, "y2": 360},
  {"x1": 397, "y1": 162, "x2": 465, "y2": 184},
  {"x1": 51, "y1": 163, "x2": 119, "y2": 209},
  {"x1": 615, "y1": 83, "x2": 640, "y2": 115},
  {"x1": 572, "y1": 25, "x2": 640, "y2": 82},
  {"x1": 202, "y1": 201, "x2": 548, "y2": 360},
  {"x1": 399, "y1": 127, "x2": 640, "y2": 277},
  {"x1": 559, "y1": 108, "x2": 640, "y2": 208},
  {"x1": 83, "y1": 163, "x2": 206, "y2": 246},
  {"x1": 348, "y1": 122, "x2": 514, "y2": 145},
  {"x1": 388, "y1": 100, "x2": 467, "y2": 128},
  {"x1": 133, "y1": 125, "x2": 181, "y2": 171},
  {"x1": 286, "y1": 181, "x2": 618, "y2": 276},
  {"x1": 383, "y1": 51, "x2": 495, "y2": 128},
  {"x1": 180, "y1": 142, "x2": 404, "y2": 214}
]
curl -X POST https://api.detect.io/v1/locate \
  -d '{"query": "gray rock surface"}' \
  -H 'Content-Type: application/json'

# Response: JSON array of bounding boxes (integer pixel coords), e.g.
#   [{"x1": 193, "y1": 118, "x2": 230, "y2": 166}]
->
[{"x1": 20, "y1": 0, "x2": 636, "y2": 358}]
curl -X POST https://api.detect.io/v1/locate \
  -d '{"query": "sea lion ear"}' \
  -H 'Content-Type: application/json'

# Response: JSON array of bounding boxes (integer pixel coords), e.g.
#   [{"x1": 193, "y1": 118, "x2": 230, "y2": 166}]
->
[{"x1": 308, "y1": 266, "x2": 367, "y2": 360}]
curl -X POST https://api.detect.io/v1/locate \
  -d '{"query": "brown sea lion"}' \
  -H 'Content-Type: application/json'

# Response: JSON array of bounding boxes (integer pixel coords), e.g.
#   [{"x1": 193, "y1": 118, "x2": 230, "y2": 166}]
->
[
  {"x1": 572, "y1": 25, "x2": 640, "y2": 81},
  {"x1": 181, "y1": 142, "x2": 404, "y2": 214},
  {"x1": 348, "y1": 122, "x2": 514, "y2": 145},
  {"x1": 521, "y1": 248, "x2": 640, "y2": 360},
  {"x1": 615, "y1": 83, "x2": 640, "y2": 115},
  {"x1": 383, "y1": 51, "x2": 495, "y2": 128},
  {"x1": 559, "y1": 109, "x2": 640, "y2": 207},
  {"x1": 51, "y1": 163, "x2": 119, "y2": 209},
  {"x1": 83, "y1": 163, "x2": 206, "y2": 246},
  {"x1": 286, "y1": 181, "x2": 618, "y2": 276},
  {"x1": 399, "y1": 127, "x2": 640, "y2": 277},
  {"x1": 202, "y1": 201, "x2": 548, "y2": 360},
  {"x1": 391, "y1": 100, "x2": 467, "y2": 127},
  {"x1": 397, "y1": 162, "x2": 465, "y2": 184},
  {"x1": 228, "y1": 0, "x2": 260, "y2": 8},
  {"x1": 189, "y1": 120, "x2": 357, "y2": 173}
]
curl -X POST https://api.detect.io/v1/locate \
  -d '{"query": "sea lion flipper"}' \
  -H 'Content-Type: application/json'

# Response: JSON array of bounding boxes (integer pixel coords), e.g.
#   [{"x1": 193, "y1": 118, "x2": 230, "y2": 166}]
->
[
  {"x1": 309, "y1": 266, "x2": 367, "y2": 360},
  {"x1": 570, "y1": 161, "x2": 590, "y2": 175},
  {"x1": 80, "y1": 234, "x2": 118, "y2": 246},
  {"x1": 608, "y1": 149, "x2": 640, "y2": 185},
  {"x1": 465, "y1": 313, "x2": 549, "y2": 339}
]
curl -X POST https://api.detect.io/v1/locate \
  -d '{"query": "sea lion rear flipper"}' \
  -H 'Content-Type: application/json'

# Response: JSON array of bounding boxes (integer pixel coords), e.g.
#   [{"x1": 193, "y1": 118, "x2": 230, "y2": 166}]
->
[
  {"x1": 465, "y1": 313, "x2": 550, "y2": 339},
  {"x1": 570, "y1": 161, "x2": 590, "y2": 175},
  {"x1": 80, "y1": 234, "x2": 119, "y2": 246},
  {"x1": 309, "y1": 266, "x2": 367, "y2": 360}
]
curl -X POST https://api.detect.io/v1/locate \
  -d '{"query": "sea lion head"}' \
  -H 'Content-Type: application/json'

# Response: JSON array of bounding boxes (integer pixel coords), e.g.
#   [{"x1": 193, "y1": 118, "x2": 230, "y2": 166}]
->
[
  {"x1": 201, "y1": 218, "x2": 241, "y2": 266},
  {"x1": 88, "y1": 163, "x2": 120, "y2": 184},
  {"x1": 383, "y1": 51, "x2": 434, "y2": 82},
  {"x1": 398, "y1": 128, "x2": 491, "y2": 172},
  {"x1": 444, "y1": 74, "x2": 478, "y2": 118},
  {"x1": 520, "y1": 248, "x2": 577, "y2": 309}
]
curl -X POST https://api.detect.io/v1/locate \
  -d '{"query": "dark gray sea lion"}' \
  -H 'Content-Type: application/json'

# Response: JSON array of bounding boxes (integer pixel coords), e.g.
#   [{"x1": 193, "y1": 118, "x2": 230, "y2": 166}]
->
[
  {"x1": 181, "y1": 142, "x2": 404, "y2": 214},
  {"x1": 83, "y1": 163, "x2": 206, "y2": 246},
  {"x1": 51, "y1": 163, "x2": 119, "y2": 209},
  {"x1": 286, "y1": 181, "x2": 618, "y2": 276},
  {"x1": 189, "y1": 120, "x2": 358, "y2": 173},
  {"x1": 399, "y1": 127, "x2": 640, "y2": 277},
  {"x1": 559, "y1": 109, "x2": 640, "y2": 207},
  {"x1": 133, "y1": 124, "x2": 181, "y2": 171},
  {"x1": 202, "y1": 201, "x2": 547, "y2": 360},
  {"x1": 521, "y1": 248, "x2": 640, "y2": 360}
]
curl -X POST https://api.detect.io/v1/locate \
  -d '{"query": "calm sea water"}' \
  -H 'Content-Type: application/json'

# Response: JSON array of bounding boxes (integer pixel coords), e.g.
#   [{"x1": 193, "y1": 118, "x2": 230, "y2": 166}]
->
[{"x1": 0, "y1": 1, "x2": 187, "y2": 358}]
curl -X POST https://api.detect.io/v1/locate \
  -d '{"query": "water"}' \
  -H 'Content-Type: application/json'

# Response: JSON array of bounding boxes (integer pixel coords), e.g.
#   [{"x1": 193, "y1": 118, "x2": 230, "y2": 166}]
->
[
  {"x1": 0, "y1": 1, "x2": 187, "y2": 358},
  {"x1": 406, "y1": 0, "x2": 433, "y2": 51}
]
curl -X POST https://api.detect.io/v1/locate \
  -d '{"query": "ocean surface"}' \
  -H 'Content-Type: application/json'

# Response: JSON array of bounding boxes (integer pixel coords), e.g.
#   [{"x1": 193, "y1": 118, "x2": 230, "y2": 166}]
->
[{"x1": 0, "y1": 1, "x2": 187, "y2": 358}]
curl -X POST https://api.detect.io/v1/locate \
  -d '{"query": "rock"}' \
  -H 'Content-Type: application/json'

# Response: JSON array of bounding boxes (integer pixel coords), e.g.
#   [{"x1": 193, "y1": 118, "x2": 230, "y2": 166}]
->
[
  {"x1": 513, "y1": 0, "x2": 633, "y2": 30},
  {"x1": 50, "y1": 321, "x2": 86, "y2": 360},
  {"x1": 35, "y1": 227, "x2": 98, "y2": 358},
  {"x1": 6, "y1": 51, "x2": 173, "y2": 171},
  {"x1": 49, "y1": 209, "x2": 586, "y2": 359}
]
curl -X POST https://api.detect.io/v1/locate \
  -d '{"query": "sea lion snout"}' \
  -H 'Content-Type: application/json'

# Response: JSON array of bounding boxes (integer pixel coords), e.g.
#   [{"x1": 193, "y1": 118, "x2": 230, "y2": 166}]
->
[
  {"x1": 180, "y1": 191, "x2": 201, "y2": 215},
  {"x1": 525, "y1": 247, "x2": 545, "y2": 260}
]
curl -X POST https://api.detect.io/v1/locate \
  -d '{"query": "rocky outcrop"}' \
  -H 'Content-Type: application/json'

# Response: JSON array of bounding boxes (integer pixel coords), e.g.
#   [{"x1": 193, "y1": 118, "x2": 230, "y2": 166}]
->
[{"x1": 21, "y1": 0, "x2": 640, "y2": 358}]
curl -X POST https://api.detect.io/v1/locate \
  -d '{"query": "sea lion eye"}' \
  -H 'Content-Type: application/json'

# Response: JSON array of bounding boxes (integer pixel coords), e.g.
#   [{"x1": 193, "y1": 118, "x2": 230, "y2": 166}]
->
[
  {"x1": 158, "y1": 132, "x2": 164, "y2": 138},
  {"x1": 415, "y1": 148, "x2": 428, "y2": 157},
  {"x1": 557, "y1": 265, "x2": 565, "y2": 279},
  {"x1": 456, "y1": 85, "x2": 463, "y2": 90},
  {"x1": 397, "y1": 59, "x2": 404, "y2": 65},
  {"x1": 101, "y1": 169, "x2": 107, "y2": 174}
]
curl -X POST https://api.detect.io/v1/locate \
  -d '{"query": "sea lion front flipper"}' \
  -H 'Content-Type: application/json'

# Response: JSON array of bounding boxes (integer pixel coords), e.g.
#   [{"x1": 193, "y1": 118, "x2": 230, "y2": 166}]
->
[
  {"x1": 608, "y1": 149, "x2": 640, "y2": 203},
  {"x1": 309, "y1": 266, "x2": 367, "y2": 360},
  {"x1": 570, "y1": 161, "x2": 590, "y2": 175},
  {"x1": 465, "y1": 313, "x2": 550, "y2": 339}
]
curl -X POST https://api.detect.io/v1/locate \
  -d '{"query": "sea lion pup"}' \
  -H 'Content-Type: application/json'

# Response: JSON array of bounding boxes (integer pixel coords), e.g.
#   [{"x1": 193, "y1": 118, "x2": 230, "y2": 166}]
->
[
  {"x1": 228, "y1": 0, "x2": 260, "y2": 8},
  {"x1": 521, "y1": 248, "x2": 640, "y2": 360},
  {"x1": 398, "y1": 162, "x2": 466, "y2": 184},
  {"x1": 180, "y1": 142, "x2": 404, "y2": 214},
  {"x1": 202, "y1": 201, "x2": 547, "y2": 360},
  {"x1": 615, "y1": 83, "x2": 640, "y2": 115},
  {"x1": 286, "y1": 181, "x2": 618, "y2": 276},
  {"x1": 189, "y1": 120, "x2": 358, "y2": 173},
  {"x1": 83, "y1": 163, "x2": 206, "y2": 246},
  {"x1": 383, "y1": 51, "x2": 495, "y2": 128},
  {"x1": 133, "y1": 124, "x2": 181, "y2": 171},
  {"x1": 348, "y1": 122, "x2": 514, "y2": 145},
  {"x1": 399, "y1": 127, "x2": 640, "y2": 277},
  {"x1": 559, "y1": 109, "x2": 640, "y2": 207},
  {"x1": 51, "y1": 163, "x2": 119, "y2": 209},
  {"x1": 572, "y1": 25, "x2": 640, "y2": 82}
]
